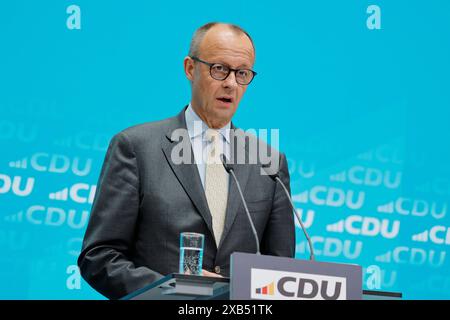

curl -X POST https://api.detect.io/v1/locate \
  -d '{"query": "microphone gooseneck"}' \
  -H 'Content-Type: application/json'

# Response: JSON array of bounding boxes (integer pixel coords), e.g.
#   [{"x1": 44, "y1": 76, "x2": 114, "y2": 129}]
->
[
  {"x1": 220, "y1": 154, "x2": 260, "y2": 255},
  {"x1": 262, "y1": 163, "x2": 315, "y2": 261}
]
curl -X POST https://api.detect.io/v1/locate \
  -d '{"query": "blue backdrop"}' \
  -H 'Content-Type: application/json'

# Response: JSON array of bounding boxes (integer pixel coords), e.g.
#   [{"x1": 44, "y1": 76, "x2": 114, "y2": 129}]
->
[{"x1": 1, "y1": 0, "x2": 449, "y2": 299}]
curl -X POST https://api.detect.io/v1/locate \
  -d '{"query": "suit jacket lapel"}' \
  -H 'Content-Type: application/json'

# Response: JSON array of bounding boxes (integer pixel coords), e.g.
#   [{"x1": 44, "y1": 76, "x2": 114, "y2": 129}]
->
[{"x1": 161, "y1": 108, "x2": 214, "y2": 238}]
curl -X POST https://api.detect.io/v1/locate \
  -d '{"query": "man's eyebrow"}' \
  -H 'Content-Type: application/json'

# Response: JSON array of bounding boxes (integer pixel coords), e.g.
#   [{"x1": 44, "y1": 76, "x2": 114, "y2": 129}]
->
[
  {"x1": 237, "y1": 64, "x2": 252, "y2": 69},
  {"x1": 216, "y1": 60, "x2": 252, "y2": 69},
  {"x1": 206, "y1": 55, "x2": 253, "y2": 70}
]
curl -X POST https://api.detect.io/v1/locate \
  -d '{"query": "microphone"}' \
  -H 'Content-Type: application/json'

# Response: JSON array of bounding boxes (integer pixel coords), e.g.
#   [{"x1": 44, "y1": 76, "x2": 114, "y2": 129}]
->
[
  {"x1": 220, "y1": 154, "x2": 260, "y2": 255},
  {"x1": 261, "y1": 162, "x2": 315, "y2": 261}
]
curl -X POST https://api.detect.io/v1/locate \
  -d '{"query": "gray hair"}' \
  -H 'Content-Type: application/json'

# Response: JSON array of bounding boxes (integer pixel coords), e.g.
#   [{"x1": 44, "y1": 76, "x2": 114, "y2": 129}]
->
[{"x1": 188, "y1": 22, "x2": 255, "y2": 57}]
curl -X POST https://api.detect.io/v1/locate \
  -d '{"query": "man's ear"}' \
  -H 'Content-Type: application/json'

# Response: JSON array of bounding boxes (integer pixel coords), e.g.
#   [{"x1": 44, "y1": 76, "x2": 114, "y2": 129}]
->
[{"x1": 184, "y1": 56, "x2": 195, "y2": 81}]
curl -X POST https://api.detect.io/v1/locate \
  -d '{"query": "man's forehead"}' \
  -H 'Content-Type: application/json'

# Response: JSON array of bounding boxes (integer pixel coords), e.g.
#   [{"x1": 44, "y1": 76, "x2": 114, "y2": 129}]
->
[
  {"x1": 200, "y1": 26, "x2": 254, "y2": 56},
  {"x1": 201, "y1": 48, "x2": 255, "y2": 69},
  {"x1": 202, "y1": 44, "x2": 254, "y2": 57}
]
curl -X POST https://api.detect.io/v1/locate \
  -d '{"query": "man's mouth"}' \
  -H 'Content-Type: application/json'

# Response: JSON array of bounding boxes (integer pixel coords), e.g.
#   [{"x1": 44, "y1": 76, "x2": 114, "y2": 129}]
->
[{"x1": 216, "y1": 96, "x2": 233, "y2": 104}]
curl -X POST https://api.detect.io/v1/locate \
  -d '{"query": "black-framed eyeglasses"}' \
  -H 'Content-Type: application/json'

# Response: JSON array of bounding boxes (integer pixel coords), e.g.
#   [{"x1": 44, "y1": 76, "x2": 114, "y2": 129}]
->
[{"x1": 190, "y1": 56, "x2": 257, "y2": 85}]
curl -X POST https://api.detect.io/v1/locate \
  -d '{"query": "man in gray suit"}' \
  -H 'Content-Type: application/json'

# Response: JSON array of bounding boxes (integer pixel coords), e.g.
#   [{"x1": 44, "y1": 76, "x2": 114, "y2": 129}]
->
[{"x1": 78, "y1": 22, "x2": 295, "y2": 299}]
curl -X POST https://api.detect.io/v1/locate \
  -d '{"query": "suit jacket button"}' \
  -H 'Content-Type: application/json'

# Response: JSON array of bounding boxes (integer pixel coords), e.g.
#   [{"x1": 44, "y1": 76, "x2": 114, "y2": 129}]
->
[{"x1": 214, "y1": 266, "x2": 221, "y2": 274}]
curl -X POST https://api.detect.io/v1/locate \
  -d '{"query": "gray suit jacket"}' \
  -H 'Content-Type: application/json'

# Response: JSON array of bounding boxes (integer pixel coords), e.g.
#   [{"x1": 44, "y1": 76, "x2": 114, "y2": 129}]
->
[{"x1": 78, "y1": 107, "x2": 295, "y2": 299}]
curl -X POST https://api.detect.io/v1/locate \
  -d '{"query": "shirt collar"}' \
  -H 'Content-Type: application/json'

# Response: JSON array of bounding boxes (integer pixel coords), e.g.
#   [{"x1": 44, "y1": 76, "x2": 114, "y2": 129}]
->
[{"x1": 185, "y1": 103, "x2": 231, "y2": 144}]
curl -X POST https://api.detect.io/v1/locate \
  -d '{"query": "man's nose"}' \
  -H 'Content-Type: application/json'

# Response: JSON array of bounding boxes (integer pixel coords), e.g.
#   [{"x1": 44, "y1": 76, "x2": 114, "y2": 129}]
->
[{"x1": 222, "y1": 71, "x2": 238, "y2": 89}]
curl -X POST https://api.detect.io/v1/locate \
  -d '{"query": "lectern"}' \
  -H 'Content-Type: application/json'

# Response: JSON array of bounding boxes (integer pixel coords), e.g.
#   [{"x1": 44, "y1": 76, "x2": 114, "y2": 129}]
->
[{"x1": 121, "y1": 252, "x2": 401, "y2": 300}]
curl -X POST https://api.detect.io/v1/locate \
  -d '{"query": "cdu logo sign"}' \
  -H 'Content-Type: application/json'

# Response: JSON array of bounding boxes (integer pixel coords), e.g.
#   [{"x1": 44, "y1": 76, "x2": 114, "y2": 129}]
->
[
  {"x1": 9, "y1": 153, "x2": 92, "y2": 176},
  {"x1": 412, "y1": 226, "x2": 450, "y2": 245},
  {"x1": 0, "y1": 174, "x2": 35, "y2": 197},
  {"x1": 251, "y1": 268, "x2": 346, "y2": 300},
  {"x1": 255, "y1": 282, "x2": 275, "y2": 296},
  {"x1": 377, "y1": 198, "x2": 446, "y2": 219},
  {"x1": 330, "y1": 166, "x2": 402, "y2": 189},
  {"x1": 326, "y1": 215, "x2": 400, "y2": 239},
  {"x1": 292, "y1": 186, "x2": 365, "y2": 210}
]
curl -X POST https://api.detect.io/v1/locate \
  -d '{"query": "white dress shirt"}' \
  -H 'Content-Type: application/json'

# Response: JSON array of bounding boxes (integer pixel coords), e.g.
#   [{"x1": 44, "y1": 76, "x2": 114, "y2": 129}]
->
[{"x1": 184, "y1": 104, "x2": 231, "y2": 189}]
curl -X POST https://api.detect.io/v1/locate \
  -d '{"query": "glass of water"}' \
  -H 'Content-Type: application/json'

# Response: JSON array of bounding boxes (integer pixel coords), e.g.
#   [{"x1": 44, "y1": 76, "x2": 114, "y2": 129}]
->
[{"x1": 179, "y1": 232, "x2": 204, "y2": 275}]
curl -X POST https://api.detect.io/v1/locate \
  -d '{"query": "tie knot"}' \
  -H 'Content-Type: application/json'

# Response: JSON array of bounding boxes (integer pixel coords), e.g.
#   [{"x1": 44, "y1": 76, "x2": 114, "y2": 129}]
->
[{"x1": 205, "y1": 129, "x2": 220, "y2": 143}]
